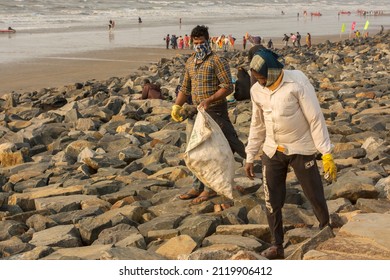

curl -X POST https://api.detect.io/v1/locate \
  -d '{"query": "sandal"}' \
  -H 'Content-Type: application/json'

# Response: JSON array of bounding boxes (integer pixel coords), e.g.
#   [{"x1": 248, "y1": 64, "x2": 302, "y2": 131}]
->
[
  {"x1": 190, "y1": 190, "x2": 217, "y2": 205},
  {"x1": 178, "y1": 189, "x2": 201, "y2": 200},
  {"x1": 261, "y1": 245, "x2": 284, "y2": 260}
]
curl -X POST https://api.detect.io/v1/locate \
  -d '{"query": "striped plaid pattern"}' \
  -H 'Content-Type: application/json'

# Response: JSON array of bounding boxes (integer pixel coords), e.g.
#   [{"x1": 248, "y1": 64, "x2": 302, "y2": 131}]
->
[
  {"x1": 250, "y1": 49, "x2": 283, "y2": 87},
  {"x1": 181, "y1": 53, "x2": 233, "y2": 106}
]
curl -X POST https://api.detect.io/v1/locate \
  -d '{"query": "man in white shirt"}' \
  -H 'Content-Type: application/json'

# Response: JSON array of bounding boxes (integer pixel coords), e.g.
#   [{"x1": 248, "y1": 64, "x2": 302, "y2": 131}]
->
[{"x1": 245, "y1": 49, "x2": 337, "y2": 259}]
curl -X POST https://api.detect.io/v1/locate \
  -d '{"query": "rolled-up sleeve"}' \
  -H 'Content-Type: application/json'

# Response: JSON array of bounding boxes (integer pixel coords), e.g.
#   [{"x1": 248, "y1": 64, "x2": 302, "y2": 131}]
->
[
  {"x1": 214, "y1": 57, "x2": 233, "y2": 93},
  {"x1": 180, "y1": 62, "x2": 192, "y2": 96}
]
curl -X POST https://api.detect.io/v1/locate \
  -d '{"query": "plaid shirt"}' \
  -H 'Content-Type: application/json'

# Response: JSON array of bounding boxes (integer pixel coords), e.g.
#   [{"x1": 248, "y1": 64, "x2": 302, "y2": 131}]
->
[{"x1": 181, "y1": 52, "x2": 233, "y2": 106}]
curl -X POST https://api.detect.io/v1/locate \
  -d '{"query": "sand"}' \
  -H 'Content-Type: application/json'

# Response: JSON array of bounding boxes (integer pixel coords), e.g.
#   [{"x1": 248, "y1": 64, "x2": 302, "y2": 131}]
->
[
  {"x1": 0, "y1": 48, "x2": 192, "y2": 96},
  {"x1": 0, "y1": 33, "x2": 345, "y2": 96}
]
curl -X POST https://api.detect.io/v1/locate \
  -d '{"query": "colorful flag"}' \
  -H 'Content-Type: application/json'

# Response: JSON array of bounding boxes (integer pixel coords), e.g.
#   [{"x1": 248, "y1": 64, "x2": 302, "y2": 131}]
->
[
  {"x1": 364, "y1": 20, "x2": 370, "y2": 30},
  {"x1": 341, "y1": 23, "x2": 346, "y2": 33},
  {"x1": 351, "y1": 21, "x2": 356, "y2": 31}
]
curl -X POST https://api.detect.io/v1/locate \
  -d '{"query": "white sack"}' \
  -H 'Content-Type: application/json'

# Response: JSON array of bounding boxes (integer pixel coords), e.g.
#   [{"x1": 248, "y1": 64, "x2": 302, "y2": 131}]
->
[{"x1": 184, "y1": 107, "x2": 235, "y2": 199}]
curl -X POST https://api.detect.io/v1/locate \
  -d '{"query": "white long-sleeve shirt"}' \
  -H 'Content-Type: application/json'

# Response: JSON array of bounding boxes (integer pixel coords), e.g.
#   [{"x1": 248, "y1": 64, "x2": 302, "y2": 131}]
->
[{"x1": 245, "y1": 70, "x2": 332, "y2": 163}]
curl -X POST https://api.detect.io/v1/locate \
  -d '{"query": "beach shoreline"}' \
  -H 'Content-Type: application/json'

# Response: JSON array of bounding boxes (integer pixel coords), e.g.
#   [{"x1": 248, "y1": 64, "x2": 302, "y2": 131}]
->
[{"x1": 0, "y1": 32, "x2": 375, "y2": 96}]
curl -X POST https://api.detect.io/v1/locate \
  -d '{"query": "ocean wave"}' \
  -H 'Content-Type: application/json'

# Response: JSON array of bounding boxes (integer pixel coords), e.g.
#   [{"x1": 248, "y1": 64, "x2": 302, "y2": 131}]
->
[{"x1": 1, "y1": 0, "x2": 389, "y2": 32}]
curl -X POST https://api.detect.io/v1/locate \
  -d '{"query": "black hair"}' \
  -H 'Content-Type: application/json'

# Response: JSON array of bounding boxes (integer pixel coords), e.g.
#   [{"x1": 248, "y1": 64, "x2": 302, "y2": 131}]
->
[{"x1": 191, "y1": 25, "x2": 209, "y2": 40}]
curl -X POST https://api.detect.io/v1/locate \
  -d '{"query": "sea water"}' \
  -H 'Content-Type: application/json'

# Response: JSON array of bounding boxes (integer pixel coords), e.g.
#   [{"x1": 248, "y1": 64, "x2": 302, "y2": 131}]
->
[{"x1": 0, "y1": 0, "x2": 389, "y2": 63}]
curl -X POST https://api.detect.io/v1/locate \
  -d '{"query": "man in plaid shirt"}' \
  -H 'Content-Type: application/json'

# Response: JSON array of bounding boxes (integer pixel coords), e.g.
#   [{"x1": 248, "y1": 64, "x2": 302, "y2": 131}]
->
[{"x1": 171, "y1": 25, "x2": 246, "y2": 204}]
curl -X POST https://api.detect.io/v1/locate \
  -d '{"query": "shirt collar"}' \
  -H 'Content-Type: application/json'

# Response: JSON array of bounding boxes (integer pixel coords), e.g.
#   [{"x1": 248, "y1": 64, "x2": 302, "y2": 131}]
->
[
  {"x1": 267, "y1": 70, "x2": 284, "y2": 91},
  {"x1": 280, "y1": 70, "x2": 295, "y2": 83}
]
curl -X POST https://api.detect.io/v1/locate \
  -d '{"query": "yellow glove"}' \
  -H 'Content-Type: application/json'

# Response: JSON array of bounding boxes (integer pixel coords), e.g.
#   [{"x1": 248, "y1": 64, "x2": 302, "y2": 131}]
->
[
  {"x1": 171, "y1": 105, "x2": 183, "y2": 122},
  {"x1": 322, "y1": 153, "x2": 337, "y2": 182}
]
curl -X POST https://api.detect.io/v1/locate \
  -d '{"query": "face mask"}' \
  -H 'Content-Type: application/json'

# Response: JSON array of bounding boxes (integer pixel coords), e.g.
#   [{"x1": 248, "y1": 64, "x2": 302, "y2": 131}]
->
[{"x1": 194, "y1": 41, "x2": 211, "y2": 60}]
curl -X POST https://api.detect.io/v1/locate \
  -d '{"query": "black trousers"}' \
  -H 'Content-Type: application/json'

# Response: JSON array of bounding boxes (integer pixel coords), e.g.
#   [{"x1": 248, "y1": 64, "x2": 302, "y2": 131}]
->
[
  {"x1": 206, "y1": 102, "x2": 246, "y2": 159},
  {"x1": 261, "y1": 151, "x2": 329, "y2": 246}
]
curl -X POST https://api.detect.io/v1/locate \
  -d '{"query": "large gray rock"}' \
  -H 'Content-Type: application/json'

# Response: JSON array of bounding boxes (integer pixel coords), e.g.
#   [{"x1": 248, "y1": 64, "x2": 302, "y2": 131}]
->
[
  {"x1": 286, "y1": 226, "x2": 335, "y2": 260},
  {"x1": 100, "y1": 246, "x2": 166, "y2": 260},
  {"x1": 137, "y1": 213, "x2": 186, "y2": 236},
  {"x1": 115, "y1": 233, "x2": 146, "y2": 249},
  {"x1": 43, "y1": 244, "x2": 113, "y2": 260},
  {"x1": 78, "y1": 205, "x2": 145, "y2": 245},
  {"x1": 6, "y1": 246, "x2": 54, "y2": 260},
  {"x1": 308, "y1": 213, "x2": 390, "y2": 259},
  {"x1": 202, "y1": 234, "x2": 265, "y2": 251},
  {"x1": 0, "y1": 220, "x2": 28, "y2": 241},
  {"x1": 29, "y1": 224, "x2": 82, "y2": 248},
  {"x1": 0, "y1": 236, "x2": 35, "y2": 258},
  {"x1": 339, "y1": 213, "x2": 390, "y2": 250},
  {"x1": 155, "y1": 235, "x2": 197, "y2": 260},
  {"x1": 186, "y1": 244, "x2": 241, "y2": 260},
  {"x1": 177, "y1": 215, "x2": 222, "y2": 243}
]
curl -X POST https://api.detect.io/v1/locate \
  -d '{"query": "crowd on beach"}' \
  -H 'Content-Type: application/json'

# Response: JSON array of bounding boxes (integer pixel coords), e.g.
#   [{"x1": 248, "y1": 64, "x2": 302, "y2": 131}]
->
[
  {"x1": 164, "y1": 33, "x2": 239, "y2": 52},
  {"x1": 162, "y1": 24, "x2": 383, "y2": 53},
  {"x1": 281, "y1": 32, "x2": 311, "y2": 48},
  {"x1": 164, "y1": 34, "x2": 191, "y2": 50},
  {"x1": 163, "y1": 31, "x2": 314, "y2": 52},
  {"x1": 356, "y1": 9, "x2": 385, "y2": 16}
]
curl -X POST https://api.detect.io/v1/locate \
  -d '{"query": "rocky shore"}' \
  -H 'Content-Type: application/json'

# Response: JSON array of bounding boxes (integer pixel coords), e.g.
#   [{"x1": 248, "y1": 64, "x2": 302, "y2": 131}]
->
[{"x1": 0, "y1": 32, "x2": 389, "y2": 260}]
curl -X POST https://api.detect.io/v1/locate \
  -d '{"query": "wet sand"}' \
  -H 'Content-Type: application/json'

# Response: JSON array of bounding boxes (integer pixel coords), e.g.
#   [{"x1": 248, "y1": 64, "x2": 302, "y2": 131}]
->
[
  {"x1": 0, "y1": 47, "x2": 192, "y2": 96},
  {"x1": 0, "y1": 33, "x2": 345, "y2": 96}
]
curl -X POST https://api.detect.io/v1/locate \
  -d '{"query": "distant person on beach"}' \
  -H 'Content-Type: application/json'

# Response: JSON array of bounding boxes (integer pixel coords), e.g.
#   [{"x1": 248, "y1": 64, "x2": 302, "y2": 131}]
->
[
  {"x1": 178, "y1": 36, "x2": 184, "y2": 49},
  {"x1": 172, "y1": 25, "x2": 246, "y2": 204},
  {"x1": 165, "y1": 34, "x2": 170, "y2": 49},
  {"x1": 267, "y1": 38, "x2": 273, "y2": 49},
  {"x1": 379, "y1": 25, "x2": 384, "y2": 34},
  {"x1": 355, "y1": 30, "x2": 361, "y2": 39},
  {"x1": 306, "y1": 33, "x2": 311, "y2": 48},
  {"x1": 290, "y1": 33, "x2": 297, "y2": 47},
  {"x1": 7, "y1": 26, "x2": 15, "y2": 32},
  {"x1": 108, "y1": 20, "x2": 115, "y2": 30},
  {"x1": 245, "y1": 49, "x2": 336, "y2": 260},
  {"x1": 142, "y1": 79, "x2": 163, "y2": 100},
  {"x1": 184, "y1": 34, "x2": 190, "y2": 49},
  {"x1": 282, "y1": 34, "x2": 289, "y2": 47},
  {"x1": 170, "y1": 34, "x2": 177, "y2": 49},
  {"x1": 242, "y1": 36, "x2": 247, "y2": 50},
  {"x1": 296, "y1": 32, "x2": 301, "y2": 47},
  {"x1": 223, "y1": 36, "x2": 230, "y2": 52},
  {"x1": 138, "y1": 17, "x2": 142, "y2": 23}
]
